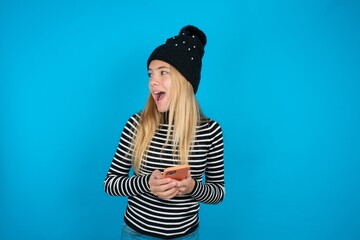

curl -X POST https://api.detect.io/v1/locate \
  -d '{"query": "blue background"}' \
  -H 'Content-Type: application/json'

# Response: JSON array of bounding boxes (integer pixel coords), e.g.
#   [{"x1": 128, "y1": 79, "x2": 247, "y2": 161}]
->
[{"x1": 1, "y1": 0, "x2": 360, "y2": 239}]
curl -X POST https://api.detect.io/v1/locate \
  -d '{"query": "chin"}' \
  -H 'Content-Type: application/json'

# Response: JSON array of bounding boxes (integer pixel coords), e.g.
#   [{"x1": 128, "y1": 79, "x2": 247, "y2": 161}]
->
[{"x1": 156, "y1": 105, "x2": 169, "y2": 113}]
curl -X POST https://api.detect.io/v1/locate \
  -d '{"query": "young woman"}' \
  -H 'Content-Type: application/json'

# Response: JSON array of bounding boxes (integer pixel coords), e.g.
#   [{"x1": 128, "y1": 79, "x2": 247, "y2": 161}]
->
[{"x1": 104, "y1": 25, "x2": 225, "y2": 240}]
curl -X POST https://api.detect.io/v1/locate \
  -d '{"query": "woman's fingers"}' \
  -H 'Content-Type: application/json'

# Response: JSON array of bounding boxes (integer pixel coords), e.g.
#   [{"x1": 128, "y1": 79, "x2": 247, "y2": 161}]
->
[
  {"x1": 149, "y1": 170, "x2": 178, "y2": 199},
  {"x1": 176, "y1": 172, "x2": 195, "y2": 196}
]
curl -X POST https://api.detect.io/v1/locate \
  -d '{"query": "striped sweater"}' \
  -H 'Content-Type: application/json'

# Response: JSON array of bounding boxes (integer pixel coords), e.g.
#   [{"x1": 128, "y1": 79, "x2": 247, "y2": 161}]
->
[{"x1": 104, "y1": 113, "x2": 225, "y2": 239}]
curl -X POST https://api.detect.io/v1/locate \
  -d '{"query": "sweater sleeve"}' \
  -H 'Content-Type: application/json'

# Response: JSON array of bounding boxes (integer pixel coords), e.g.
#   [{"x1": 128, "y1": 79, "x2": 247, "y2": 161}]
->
[
  {"x1": 190, "y1": 121, "x2": 225, "y2": 204},
  {"x1": 104, "y1": 114, "x2": 151, "y2": 196}
]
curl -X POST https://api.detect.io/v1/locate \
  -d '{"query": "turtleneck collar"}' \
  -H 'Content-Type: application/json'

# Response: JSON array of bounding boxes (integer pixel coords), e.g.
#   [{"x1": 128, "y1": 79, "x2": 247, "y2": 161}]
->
[{"x1": 162, "y1": 111, "x2": 170, "y2": 124}]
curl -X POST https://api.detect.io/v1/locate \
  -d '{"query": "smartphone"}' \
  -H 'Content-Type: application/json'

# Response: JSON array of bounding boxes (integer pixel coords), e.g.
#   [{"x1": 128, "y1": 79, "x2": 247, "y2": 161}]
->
[{"x1": 163, "y1": 164, "x2": 189, "y2": 181}]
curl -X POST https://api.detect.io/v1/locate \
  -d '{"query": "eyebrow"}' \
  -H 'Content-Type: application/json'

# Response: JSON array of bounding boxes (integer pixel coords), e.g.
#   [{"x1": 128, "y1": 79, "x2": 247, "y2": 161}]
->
[{"x1": 148, "y1": 66, "x2": 170, "y2": 71}]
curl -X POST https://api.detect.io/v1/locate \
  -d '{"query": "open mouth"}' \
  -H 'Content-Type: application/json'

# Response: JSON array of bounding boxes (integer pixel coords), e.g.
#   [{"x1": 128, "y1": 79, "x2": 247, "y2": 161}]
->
[{"x1": 154, "y1": 91, "x2": 166, "y2": 101}]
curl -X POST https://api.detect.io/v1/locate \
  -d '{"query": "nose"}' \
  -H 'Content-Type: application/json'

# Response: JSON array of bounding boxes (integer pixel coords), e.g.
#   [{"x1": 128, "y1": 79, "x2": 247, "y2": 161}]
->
[{"x1": 149, "y1": 75, "x2": 159, "y2": 86}]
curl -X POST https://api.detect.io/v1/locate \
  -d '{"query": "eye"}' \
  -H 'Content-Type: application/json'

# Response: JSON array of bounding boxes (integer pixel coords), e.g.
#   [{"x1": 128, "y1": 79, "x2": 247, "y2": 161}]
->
[
  {"x1": 148, "y1": 72, "x2": 153, "y2": 78},
  {"x1": 160, "y1": 70, "x2": 169, "y2": 76}
]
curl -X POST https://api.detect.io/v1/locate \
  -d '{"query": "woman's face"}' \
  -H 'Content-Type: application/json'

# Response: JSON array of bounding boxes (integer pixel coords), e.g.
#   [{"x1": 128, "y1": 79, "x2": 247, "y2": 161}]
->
[{"x1": 148, "y1": 60, "x2": 172, "y2": 113}]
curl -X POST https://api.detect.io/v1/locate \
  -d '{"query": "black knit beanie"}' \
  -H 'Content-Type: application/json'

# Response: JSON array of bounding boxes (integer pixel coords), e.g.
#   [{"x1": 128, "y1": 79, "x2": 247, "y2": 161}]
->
[{"x1": 147, "y1": 25, "x2": 207, "y2": 94}]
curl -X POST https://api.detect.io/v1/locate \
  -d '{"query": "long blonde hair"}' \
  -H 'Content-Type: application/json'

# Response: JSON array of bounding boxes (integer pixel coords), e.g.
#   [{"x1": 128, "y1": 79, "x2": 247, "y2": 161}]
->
[{"x1": 132, "y1": 66, "x2": 201, "y2": 174}]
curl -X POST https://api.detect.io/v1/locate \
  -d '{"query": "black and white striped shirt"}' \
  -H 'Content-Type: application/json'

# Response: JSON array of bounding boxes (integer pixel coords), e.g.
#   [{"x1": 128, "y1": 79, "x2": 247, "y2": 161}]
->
[{"x1": 104, "y1": 113, "x2": 225, "y2": 239}]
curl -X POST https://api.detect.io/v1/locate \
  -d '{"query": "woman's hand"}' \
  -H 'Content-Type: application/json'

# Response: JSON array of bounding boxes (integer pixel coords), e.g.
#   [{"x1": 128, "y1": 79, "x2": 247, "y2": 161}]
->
[
  {"x1": 175, "y1": 171, "x2": 195, "y2": 196},
  {"x1": 149, "y1": 170, "x2": 178, "y2": 199}
]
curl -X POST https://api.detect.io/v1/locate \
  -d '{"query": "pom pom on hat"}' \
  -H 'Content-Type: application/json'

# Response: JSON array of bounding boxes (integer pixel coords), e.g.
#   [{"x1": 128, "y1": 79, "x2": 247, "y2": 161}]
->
[
  {"x1": 147, "y1": 25, "x2": 207, "y2": 94},
  {"x1": 179, "y1": 25, "x2": 207, "y2": 47}
]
